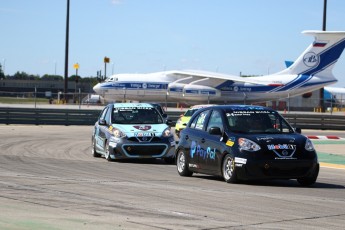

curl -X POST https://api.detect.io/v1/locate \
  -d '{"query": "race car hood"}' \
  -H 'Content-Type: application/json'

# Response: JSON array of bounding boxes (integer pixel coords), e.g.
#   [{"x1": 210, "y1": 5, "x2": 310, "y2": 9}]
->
[
  {"x1": 252, "y1": 134, "x2": 304, "y2": 145},
  {"x1": 112, "y1": 124, "x2": 169, "y2": 137}
]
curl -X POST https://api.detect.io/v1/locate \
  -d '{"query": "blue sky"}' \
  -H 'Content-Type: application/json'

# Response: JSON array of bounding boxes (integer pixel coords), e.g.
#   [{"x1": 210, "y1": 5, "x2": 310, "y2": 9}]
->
[{"x1": 1, "y1": 0, "x2": 345, "y2": 86}]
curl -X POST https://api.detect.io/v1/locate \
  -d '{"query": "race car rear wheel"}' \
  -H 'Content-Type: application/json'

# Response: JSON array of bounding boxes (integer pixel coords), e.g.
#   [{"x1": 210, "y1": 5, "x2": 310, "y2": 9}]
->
[
  {"x1": 176, "y1": 150, "x2": 193, "y2": 177},
  {"x1": 92, "y1": 136, "x2": 101, "y2": 158},
  {"x1": 104, "y1": 140, "x2": 112, "y2": 161},
  {"x1": 222, "y1": 154, "x2": 237, "y2": 183},
  {"x1": 297, "y1": 164, "x2": 319, "y2": 186}
]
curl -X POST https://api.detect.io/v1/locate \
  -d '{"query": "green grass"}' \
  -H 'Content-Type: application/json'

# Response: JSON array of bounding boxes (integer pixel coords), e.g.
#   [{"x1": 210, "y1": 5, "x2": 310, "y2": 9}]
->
[{"x1": 0, "y1": 97, "x2": 49, "y2": 104}]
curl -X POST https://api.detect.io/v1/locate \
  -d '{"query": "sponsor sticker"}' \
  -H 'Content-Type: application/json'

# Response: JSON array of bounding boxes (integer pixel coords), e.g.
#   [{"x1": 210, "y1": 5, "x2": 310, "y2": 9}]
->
[
  {"x1": 225, "y1": 137, "x2": 235, "y2": 146},
  {"x1": 267, "y1": 144, "x2": 296, "y2": 150},
  {"x1": 190, "y1": 141, "x2": 216, "y2": 160},
  {"x1": 134, "y1": 132, "x2": 154, "y2": 137},
  {"x1": 189, "y1": 163, "x2": 198, "y2": 168},
  {"x1": 109, "y1": 142, "x2": 117, "y2": 148},
  {"x1": 226, "y1": 139, "x2": 235, "y2": 147},
  {"x1": 235, "y1": 157, "x2": 247, "y2": 164},
  {"x1": 133, "y1": 125, "x2": 152, "y2": 131}
]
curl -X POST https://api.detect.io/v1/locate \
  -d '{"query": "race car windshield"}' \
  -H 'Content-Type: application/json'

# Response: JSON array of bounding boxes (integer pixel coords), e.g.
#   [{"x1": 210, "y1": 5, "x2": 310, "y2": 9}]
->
[
  {"x1": 112, "y1": 107, "x2": 164, "y2": 124},
  {"x1": 184, "y1": 109, "x2": 198, "y2": 117},
  {"x1": 226, "y1": 110, "x2": 294, "y2": 134}
]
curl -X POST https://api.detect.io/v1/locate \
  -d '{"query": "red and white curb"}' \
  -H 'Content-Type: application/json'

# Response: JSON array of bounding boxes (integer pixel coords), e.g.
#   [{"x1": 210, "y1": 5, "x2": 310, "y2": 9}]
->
[{"x1": 307, "y1": 135, "x2": 343, "y2": 140}]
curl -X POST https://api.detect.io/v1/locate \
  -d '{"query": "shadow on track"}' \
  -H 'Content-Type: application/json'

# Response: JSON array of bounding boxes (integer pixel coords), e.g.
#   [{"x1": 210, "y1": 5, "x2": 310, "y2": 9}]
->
[{"x1": 192, "y1": 175, "x2": 345, "y2": 189}]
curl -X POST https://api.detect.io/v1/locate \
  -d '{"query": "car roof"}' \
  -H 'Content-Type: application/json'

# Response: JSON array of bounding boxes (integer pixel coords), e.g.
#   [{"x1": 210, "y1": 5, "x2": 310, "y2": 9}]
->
[
  {"x1": 198, "y1": 104, "x2": 274, "y2": 112},
  {"x1": 111, "y1": 103, "x2": 154, "y2": 108},
  {"x1": 189, "y1": 104, "x2": 217, "y2": 109}
]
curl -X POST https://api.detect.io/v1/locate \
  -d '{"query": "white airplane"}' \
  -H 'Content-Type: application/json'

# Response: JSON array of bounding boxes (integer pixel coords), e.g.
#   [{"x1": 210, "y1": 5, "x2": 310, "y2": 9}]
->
[{"x1": 93, "y1": 30, "x2": 345, "y2": 104}]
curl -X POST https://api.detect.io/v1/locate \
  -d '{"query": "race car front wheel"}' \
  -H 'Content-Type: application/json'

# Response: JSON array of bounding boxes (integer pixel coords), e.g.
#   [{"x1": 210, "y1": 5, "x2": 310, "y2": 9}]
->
[
  {"x1": 297, "y1": 164, "x2": 319, "y2": 186},
  {"x1": 176, "y1": 150, "x2": 193, "y2": 177},
  {"x1": 222, "y1": 154, "x2": 238, "y2": 183},
  {"x1": 92, "y1": 137, "x2": 101, "y2": 158},
  {"x1": 104, "y1": 141, "x2": 112, "y2": 161}
]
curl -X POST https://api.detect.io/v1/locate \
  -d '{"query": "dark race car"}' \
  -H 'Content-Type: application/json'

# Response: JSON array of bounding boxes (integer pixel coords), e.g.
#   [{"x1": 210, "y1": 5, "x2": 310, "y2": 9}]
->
[
  {"x1": 92, "y1": 103, "x2": 175, "y2": 163},
  {"x1": 175, "y1": 105, "x2": 319, "y2": 186}
]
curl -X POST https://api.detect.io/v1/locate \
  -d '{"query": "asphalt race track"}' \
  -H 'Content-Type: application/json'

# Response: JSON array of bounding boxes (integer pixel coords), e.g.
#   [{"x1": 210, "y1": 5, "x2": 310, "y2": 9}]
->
[{"x1": 1, "y1": 125, "x2": 345, "y2": 230}]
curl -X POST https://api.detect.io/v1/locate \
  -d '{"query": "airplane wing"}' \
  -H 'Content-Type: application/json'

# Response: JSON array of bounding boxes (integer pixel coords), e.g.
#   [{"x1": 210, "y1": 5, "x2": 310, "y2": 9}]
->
[{"x1": 164, "y1": 70, "x2": 268, "y2": 85}]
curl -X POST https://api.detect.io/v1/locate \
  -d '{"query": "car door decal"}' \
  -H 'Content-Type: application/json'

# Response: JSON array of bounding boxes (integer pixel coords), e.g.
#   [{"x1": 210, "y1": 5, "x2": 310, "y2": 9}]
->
[{"x1": 190, "y1": 141, "x2": 216, "y2": 160}]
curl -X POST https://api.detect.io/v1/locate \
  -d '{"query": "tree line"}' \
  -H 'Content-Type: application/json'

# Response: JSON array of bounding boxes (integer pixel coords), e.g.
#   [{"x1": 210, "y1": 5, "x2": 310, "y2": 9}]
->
[{"x1": 0, "y1": 63, "x2": 98, "y2": 84}]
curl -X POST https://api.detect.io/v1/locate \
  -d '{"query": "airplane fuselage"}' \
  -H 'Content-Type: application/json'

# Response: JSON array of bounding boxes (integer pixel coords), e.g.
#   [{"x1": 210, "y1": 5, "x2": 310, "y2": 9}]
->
[{"x1": 93, "y1": 73, "x2": 336, "y2": 104}]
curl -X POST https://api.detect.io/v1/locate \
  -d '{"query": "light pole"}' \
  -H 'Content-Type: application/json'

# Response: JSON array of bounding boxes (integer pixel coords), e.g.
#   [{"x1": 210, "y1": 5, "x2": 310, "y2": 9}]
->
[
  {"x1": 64, "y1": 0, "x2": 70, "y2": 103},
  {"x1": 2, "y1": 58, "x2": 6, "y2": 76}
]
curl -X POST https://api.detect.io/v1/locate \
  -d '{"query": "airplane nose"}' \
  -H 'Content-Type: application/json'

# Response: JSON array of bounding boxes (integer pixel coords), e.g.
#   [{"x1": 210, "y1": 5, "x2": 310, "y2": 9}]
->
[{"x1": 93, "y1": 83, "x2": 101, "y2": 93}]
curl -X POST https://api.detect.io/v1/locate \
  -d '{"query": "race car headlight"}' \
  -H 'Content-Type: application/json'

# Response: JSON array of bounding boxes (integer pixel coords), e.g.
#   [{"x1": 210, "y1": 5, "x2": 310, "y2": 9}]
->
[
  {"x1": 113, "y1": 129, "x2": 126, "y2": 138},
  {"x1": 305, "y1": 138, "x2": 315, "y2": 151},
  {"x1": 163, "y1": 127, "x2": 172, "y2": 137},
  {"x1": 238, "y1": 138, "x2": 261, "y2": 152},
  {"x1": 176, "y1": 118, "x2": 182, "y2": 125}
]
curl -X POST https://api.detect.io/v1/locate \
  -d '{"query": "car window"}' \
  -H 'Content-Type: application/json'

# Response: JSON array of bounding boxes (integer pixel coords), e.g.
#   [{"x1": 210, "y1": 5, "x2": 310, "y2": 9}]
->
[
  {"x1": 184, "y1": 109, "x2": 197, "y2": 117},
  {"x1": 268, "y1": 113, "x2": 293, "y2": 133},
  {"x1": 99, "y1": 106, "x2": 109, "y2": 120},
  {"x1": 112, "y1": 107, "x2": 163, "y2": 124},
  {"x1": 206, "y1": 110, "x2": 223, "y2": 133},
  {"x1": 226, "y1": 110, "x2": 293, "y2": 134},
  {"x1": 190, "y1": 110, "x2": 209, "y2": 130},
  {"x1": 150, "y1": 103, "x2": 164, "y2": 115}
]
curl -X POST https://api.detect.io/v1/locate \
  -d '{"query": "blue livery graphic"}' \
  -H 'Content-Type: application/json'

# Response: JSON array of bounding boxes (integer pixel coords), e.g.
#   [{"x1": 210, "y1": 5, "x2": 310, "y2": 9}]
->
[{"x1": 190, "y1": 141, "x2": 216, "y2": 160}]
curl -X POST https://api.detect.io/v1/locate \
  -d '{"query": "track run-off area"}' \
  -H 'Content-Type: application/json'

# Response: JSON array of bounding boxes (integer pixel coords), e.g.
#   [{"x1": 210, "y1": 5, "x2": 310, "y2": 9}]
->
[{"x1": 0, "y1": 125, "x2": 345, "y2": 230}]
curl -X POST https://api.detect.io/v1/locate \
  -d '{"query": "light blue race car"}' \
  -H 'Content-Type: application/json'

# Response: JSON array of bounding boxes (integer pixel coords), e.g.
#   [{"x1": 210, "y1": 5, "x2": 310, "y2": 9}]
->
[{"x1": 92, "y1": 103, "x2": 175, "y2": 163}]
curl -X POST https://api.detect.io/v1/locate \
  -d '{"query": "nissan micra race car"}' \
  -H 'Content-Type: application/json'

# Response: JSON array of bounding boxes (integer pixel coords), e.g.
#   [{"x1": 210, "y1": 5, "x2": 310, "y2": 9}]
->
[
  {"x1": 176, "y1": 105, "x2": 319, "y2": 186},
  {"x1": 92, "y1": 103, "x2": 175, "y2": 163}
]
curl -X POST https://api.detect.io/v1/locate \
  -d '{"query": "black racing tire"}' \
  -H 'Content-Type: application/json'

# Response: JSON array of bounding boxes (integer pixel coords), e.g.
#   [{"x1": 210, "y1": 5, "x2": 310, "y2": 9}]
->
[
  {"x1": 176, "y1": 150, "x2": 193, "y2": 177},
  {"x1": 104, "y1": 140, "x2": 112, "y2": 161},
  {"x1": 297, "y1": 164, "x2": 319, "y2": 186},
  {"x1": 222, "y1": 154, "x2": 238, "y2": 183},
  {"x1": 91, "y1": 136, "x2": 101, "y2": 158}
]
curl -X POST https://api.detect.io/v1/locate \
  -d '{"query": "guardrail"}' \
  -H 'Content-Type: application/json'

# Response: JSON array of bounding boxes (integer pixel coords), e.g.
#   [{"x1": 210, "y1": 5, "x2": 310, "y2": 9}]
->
[
  {"x1": 283, "y1": 113, "x2": 345, "y2": 130},
  {"x1": 0, "y1": 107, "x2": 345, "y2": 130},
  {"x1": 0, "y1": 107, "x2": 100, "y2": 126}
]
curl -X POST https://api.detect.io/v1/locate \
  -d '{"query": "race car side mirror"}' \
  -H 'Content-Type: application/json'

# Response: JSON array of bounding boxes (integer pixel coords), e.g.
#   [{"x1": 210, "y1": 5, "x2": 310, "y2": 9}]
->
[
  {"x1": 98, "y1": 118, "x2": 107, "y2": 126},
  {"x1": 209, "y1": 127, "x2": 222, "y2": 136},
  {"x1": 294, "y1": 127, "x2": 301, "y2": 134}
]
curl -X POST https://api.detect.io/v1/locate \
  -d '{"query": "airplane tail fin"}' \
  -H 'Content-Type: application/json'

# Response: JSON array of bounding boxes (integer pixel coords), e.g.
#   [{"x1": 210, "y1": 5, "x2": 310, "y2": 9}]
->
[{"x1": 277, "y1": 31, "x2": 345, "y2": 77}]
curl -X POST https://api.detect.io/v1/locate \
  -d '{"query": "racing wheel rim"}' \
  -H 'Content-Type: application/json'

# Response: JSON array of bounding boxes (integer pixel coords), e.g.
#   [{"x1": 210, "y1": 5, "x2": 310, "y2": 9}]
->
[
  {"x1": 223, "y1": 156, "x2": 234, "y2": 180},
  {"x1": 104, "y1": 141, "x2": 111, "y2": 160},
  {"x1": 177, "y1": 151, "x2": 186, "y2": 173}
]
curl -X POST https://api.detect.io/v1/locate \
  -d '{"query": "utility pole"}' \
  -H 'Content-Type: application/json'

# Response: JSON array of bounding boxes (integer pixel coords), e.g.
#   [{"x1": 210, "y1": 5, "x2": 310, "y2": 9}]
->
[
  {"x1": 320, "y1": 0, "x2": 327, "y2": 112},
  {"x1": 64, "y1": 0, "x2": 70, "y2": 103}
]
